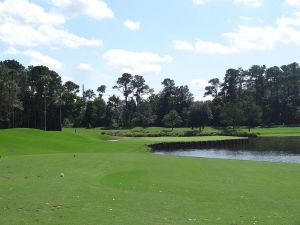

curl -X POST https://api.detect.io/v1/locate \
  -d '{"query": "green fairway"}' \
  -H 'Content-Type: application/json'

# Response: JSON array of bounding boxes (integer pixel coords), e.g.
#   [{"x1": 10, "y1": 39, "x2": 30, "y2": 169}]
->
[{"x1": 0, "y1": 128, "x2": 300, "y2": 225}]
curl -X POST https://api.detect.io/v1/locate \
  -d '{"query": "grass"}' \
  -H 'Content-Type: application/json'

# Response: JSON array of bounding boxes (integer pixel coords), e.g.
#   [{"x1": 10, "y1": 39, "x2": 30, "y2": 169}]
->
[
  {"x1": 0, "y1": 128, "x2": 241, "y2": 156},
  {"x1": 239, "y1": 126, "x2": 300, "y2": 136},
  {"x1": 0, "y1": 128, "x2": 300, "y2": 225}
]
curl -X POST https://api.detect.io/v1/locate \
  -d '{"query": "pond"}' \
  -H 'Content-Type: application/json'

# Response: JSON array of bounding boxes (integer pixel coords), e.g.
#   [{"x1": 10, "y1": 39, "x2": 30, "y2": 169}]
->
[{"x1": 154, "y1": 137, "x2": 300, "y2": 164}]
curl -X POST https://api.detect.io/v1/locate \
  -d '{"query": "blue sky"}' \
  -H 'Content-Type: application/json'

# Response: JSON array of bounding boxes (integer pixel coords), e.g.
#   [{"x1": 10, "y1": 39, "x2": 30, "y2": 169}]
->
[{"x1": 1, "y1": 0, "x2": 300, "y2": 100}]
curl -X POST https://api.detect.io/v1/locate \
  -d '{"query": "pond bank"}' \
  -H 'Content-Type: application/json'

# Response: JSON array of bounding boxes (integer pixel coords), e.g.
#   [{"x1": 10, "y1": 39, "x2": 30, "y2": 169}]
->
[{"x1": 148, "y1": 138, "x2": 248, "y2": 151}]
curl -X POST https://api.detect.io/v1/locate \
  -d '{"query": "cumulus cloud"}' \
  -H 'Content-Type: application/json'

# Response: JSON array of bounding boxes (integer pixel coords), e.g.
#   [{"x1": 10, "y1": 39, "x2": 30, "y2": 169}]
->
[
  {"x1": 222, "y1": 26, "x2": 277, "y2": 51},
  {"x1": 190, "y1": 79, "x2": 209, "y2": 88},
  {"x1": 193, "y1": 0, "x2": 263, "y2": 7},
  {"x1": 285, "y1": 0, "x2": 300, "y2": 7},
  {"x1": 0, "y1": 22, "x2": 102, "y2": 48},
  {"x1": 173, "y1": 40, "x2": 238, "y2": 54},
  {"x1": 0, "y1": 0, "x2": 103, "y2": 48},
  {"x1": 174, "y1": 11, "x2": 300, "y2": 55},
  {"x1": 193, "y1": 0, "x2": 206, "y2": 5},
  {"x1": 277, "y1": 12, "x2": 300, "y2": 27},
  {"x1": 224, "y1": 25, "x2": 300, "y2": 50},
  {"x1": 23, "y1": 50, "x2": 64, "y2": 70},
  {"x1": 194, "y1": 41, "x2": 235, "y2": 54},
  {"x1": 4, "y1": 46, "x2": 64, "y2": 70},
  {"x1": 190, "y1": 79, "x2": 212, "y2": 101},
  {"x1": 3, "y1": 46, "x2": 20, "y2": 55},
  {"x1": 0, "y1": 0, "x2": 65, "y2": 25},
  {"x1": 50, "y1": 0, "x2": 114, "y2": 19},
  {"x1": 173, "y1": 40, "x2": 194, "y2": 51},
  {"x1": 124, "y1": 20, "x2": 141, "y2": 31},
  {"x1": 78, "y1": 63, "x2": 94, "y2": 71},
  {"x1": 233, "y1": 0, "x2": 263, "y2": 7},
  {"x1": 103, "y1": 49, "x2": 172, "y2": 75},
  {"x1": 61, "y1": 75, "x2": 75, "y2": 83}
]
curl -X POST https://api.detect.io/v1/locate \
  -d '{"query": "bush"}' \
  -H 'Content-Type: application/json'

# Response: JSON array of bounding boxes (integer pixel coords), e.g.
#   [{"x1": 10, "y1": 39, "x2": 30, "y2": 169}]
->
[
  {"x1": 101, "y1": 128, "x2": 258, "y2": 138},
  {"x1": 183, "y1": 130, "x2": 199, "y2": 136},
  {"x1": 132, "y1": 127, "x2": 145, "y2": 132}
]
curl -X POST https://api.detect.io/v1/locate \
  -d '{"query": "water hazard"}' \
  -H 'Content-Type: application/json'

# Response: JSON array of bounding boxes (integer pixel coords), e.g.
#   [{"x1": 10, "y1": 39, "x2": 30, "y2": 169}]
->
[{"x1": 154, "y1": 137, "x2": 300, "y2": 163}]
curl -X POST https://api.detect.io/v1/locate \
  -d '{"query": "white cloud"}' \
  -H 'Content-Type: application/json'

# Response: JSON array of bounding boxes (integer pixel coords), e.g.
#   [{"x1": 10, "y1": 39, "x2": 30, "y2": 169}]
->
[
  {"x1": 222, "y1": 26, "x2": 277, "y2": 51},
  {"x1": 193, "y1": 0, "x2": 206, "y2": 5},
  {"x1": 61, "y1": 75, "x2": 75, "y2": 83},
  {"x1": 103, "y1": 49, "x2": 173, "y2": 75},
  {"x1": 194, "y1": 95, "x2": 212, "y2": 101},
  {"x1": 194, "y1": 40, "x2": 238, "y2": 54},
  {"x1": 285, "y1": 0, "x2": 300, "y2": 7},
  {"x1": 173, "y1": 40, "x2": 238, "y2": 54},
  {"x1": 277, "y1": 12, "x2": 300, "y2": 27},
  {"x1": 50, "y1": 0, "x2": 114, "y2": 19},
  {"x1": 0, "y1": 0, "x2": 103, "y2": 48},
  {"x1": 174, "y1": 13, "x2": 300, "y2": 55},
  {"x1": 23, "y1": 50, "x2": 64, "y2": 70},
  {"x1": 193, "y1": 0, "x2": 263, "y2": 7},
  {"x1": 78, "y1": 63, "x2": 94, "y2": 71},
  {"x1": 233, "y1": 0, "x2": 263, "y2": 7},
  {"x1": 173, "y1": 40, "x2": 194, "y2": 51},
  {"x1": 191, "y1": 79, "x2": 211, "y2": 101},
  {"x1": 0, "y1": 0, "x2": 65, "y2": 25},
  {"x1": 3, "y1": 47, "x2": 20, "y2": 55},
  {"x1": 190, "y1": 79, "x2": 209, "y2": 88},
  {"x1": 124, "y1": 20, "x2": 141, "y2": 31},
  {"x1": 0, "y1": 22, "x2": 102, "y2": 48},
  {"x1": 224, "y1": 25, "x2": 300, "y2": 50},
  {"x1": 4, "y1": 47, "x2": 64, "y2": 70}
]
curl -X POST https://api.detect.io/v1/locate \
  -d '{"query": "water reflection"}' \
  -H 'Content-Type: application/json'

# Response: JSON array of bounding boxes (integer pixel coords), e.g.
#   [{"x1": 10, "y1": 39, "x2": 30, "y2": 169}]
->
[{"x1": 154, "y1": 137, "x2": 300, "y2": 164}]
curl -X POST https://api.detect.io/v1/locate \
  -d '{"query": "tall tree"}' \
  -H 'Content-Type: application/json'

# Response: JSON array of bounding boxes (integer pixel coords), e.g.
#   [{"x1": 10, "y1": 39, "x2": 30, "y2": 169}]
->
[
  {"x1": 220, "y1": 68, "x2": 245, "y2": 102},
  {"x1": 107, "y1": 95, "x2": 122, "y2": 127},
  {"x1": 204, "y1": 78, "x2": 220, "y2": 98},
  {"x1": 113, "y1": 73, "x2": 133, "y2": 126},
  {"x1": 97, "y1": 85, "x2": 106, "y2": 98},
  {"x1": 131, "y1": 75, "x2": 153, "y2": 106},
  {"x1": 28, "y1": 66, "x2": 62, "y2": 130},
  {"x1": 188, "y1": 101, "x2": 212, "y2": 132},
  {"x1": 265, "y1": 66, "x2": 283, "y2": 124},
  {"x1": 220, "y1": 102, "x2": 245, "y2": 129},
  {"x1": 84, "y1": 89, "x2": 96, "y2": 101},
  {"x1": 61, "y1": 81, "x2": 81, "y2": 127},
  {"x1": 246, "y1": 65, "x2": 266, "y2": 105},
  {"x1": 162, "y1": 110, "x2": 182, "y2": 131}
]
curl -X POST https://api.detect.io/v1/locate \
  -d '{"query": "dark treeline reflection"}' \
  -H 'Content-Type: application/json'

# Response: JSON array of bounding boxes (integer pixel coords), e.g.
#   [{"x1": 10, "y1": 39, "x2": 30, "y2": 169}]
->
[{"x1": 0, "y1": 60, "x2": 300, "y2": 130}]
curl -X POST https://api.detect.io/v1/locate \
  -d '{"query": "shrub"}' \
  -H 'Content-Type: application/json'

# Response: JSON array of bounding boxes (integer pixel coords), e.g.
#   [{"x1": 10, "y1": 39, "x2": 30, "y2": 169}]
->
[
  {"x1": 132, "y1": 127, "x2": 145, "y2": 132},
  {"x1": 101, "y1": 128, "x2": 258, "y2": 138}
]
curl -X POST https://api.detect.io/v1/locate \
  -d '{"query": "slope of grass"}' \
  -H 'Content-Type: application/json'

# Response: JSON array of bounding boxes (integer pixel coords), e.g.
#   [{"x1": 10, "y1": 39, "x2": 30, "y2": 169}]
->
[
  {"x1": 0, "y1": 128, "x2": 242, "y2": 156},
  {"x1": 0, "y1": 128, "x2": 300, "y2": 225}
]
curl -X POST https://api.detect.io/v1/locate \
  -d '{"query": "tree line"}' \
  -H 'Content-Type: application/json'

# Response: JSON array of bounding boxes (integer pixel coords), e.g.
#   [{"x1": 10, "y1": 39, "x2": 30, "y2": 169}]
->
[
  {"x1": 0, "y1": 59, "x2": 299, "y2": 131},
  {"x1": 205, "y1": 63, "x2": 300, "y2": 130}
]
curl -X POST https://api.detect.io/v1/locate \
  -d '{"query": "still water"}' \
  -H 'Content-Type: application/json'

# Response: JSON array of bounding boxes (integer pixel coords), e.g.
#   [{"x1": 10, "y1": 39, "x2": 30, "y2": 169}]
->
[{"x1": 154, "y1": 137, "x2": 300, "y2": 163}]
